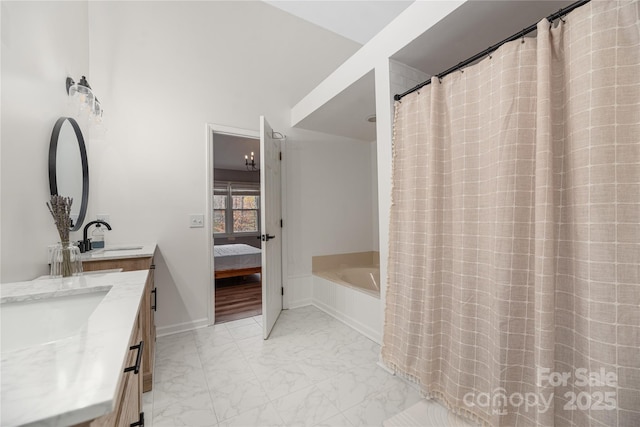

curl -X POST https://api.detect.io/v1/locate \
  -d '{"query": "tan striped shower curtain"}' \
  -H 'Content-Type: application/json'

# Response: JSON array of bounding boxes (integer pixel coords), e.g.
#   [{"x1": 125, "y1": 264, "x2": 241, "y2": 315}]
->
[{"x1": 382, "y1": 1, "x2": 639, "y2": 426}]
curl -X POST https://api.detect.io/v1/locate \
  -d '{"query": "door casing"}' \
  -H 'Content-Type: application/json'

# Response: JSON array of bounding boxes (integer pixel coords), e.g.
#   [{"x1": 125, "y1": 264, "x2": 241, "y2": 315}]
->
[{"x1": 205, "y1": 123, "x2": 289, "y2": 328}]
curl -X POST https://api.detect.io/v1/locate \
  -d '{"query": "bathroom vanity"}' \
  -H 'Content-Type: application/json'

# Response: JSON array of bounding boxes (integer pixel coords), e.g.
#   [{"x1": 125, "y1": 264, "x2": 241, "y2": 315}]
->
[
  {"x1": 1, "y1": 270, "x2": 148, "y2": 426},
  {"x1": 81, "y1": 244, "x2": 157, "y2": 393}
]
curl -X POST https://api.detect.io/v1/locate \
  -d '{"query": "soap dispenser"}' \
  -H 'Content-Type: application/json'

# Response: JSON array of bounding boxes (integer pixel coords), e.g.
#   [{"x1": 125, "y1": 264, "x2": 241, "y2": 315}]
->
[{"x1": 92, "y1": 223, "x2": 105, "y2": 249}]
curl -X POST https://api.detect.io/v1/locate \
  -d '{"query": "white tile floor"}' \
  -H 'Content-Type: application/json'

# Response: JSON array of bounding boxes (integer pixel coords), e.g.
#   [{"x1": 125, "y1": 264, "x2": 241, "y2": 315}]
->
[{"x1": 143, "y1": 306, "x2": 422, "y2": 427}]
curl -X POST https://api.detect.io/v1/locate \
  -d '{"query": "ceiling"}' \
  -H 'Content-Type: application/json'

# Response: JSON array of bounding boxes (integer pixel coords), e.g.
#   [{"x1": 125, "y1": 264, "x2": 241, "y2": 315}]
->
[
  {"x1": 392, "y1": 0, "x2": 574, "y2": 75},
  {"x1": 213, "y1": 133, "x2": 260, "y2": 171},
  {"x1": 295, "y1": 70, "x2": 376, "y2": 141},
  {"x1": 289, "y1": 0, "x2": 575, "y2": 142},
  {"x1": 264, "y1": 1, "x2": 414, "y2": 45}
]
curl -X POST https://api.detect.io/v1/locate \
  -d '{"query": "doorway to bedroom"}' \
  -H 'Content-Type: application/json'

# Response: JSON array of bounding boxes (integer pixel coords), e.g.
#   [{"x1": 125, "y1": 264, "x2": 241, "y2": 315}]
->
[{"x1": 211, "y1": 132, "x2": 262, "y2": 324}]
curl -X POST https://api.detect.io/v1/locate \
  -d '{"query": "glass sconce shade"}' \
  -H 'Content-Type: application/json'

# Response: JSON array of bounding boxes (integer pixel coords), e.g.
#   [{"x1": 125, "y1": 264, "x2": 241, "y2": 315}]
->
[
  {"x1": 67, "y1": 76, "x2": 94, "y2": 108},
  {"x1": 91, "y1": 98, "x2": 102, "y2": 117},
  {"x1": 66, "y1": 76, "x2": 103, "y2": 121}
]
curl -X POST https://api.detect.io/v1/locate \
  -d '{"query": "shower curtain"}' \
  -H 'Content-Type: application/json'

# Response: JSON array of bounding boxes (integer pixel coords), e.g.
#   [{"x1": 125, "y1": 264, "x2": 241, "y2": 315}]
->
[{"x1": 382, "y1": 1, "x2": 639, "y2": 426}]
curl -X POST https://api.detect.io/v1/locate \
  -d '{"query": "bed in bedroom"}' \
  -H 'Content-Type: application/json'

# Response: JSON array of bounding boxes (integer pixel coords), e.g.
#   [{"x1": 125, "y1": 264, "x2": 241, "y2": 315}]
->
[{"x1": 214, "y1": 243, "x2": 262, "y2": 279}]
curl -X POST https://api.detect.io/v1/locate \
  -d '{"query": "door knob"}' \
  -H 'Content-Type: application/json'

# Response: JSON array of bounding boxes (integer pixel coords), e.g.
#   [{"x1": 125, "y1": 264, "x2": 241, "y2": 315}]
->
[{"x1": 262, "y1": 234, "x2": 276, "y2": 241}]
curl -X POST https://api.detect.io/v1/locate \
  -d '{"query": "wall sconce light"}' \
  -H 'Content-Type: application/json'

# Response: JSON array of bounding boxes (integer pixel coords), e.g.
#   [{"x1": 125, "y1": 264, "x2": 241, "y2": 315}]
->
[
  {"x1": 244, "y1": 152, "x2": 258, "y2": 171},
  {"x1": 66, "y1": 76, "x2": 103, "y2": 121}
]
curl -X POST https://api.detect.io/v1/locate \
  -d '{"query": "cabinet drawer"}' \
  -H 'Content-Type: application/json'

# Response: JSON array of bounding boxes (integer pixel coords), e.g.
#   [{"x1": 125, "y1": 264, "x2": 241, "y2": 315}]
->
[{"x1": 83, "y1": 257, "x2": 152, "y2": 273}]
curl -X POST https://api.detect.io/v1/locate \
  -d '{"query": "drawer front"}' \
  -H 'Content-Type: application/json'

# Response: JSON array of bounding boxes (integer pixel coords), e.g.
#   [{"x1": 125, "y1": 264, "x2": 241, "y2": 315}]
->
[
  {"x1": 118, "y1": 328, "x2": 143, "y2": 426},
  {"x1": 83, "y1": 256, "x2": 152, "y2": 272},
  {"x1": 84, "y1": 310, "x2": 142, "y2": 427}
]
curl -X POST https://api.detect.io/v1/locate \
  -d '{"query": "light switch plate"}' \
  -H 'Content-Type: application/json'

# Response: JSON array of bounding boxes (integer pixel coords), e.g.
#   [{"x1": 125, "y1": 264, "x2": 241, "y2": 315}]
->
[{"x1": 189, "y1": 214, "x2": 204, "y2": 228}]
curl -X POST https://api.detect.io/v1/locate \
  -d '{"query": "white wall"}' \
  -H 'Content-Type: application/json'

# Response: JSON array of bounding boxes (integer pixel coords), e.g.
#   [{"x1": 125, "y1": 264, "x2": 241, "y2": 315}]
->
[
  {"x1": 291, "y1": 1, "x2": 464, "y2": 127},
  {"x1": 283, "y1": 128, "x2": 374, "y2": 308},
  {"x1": 371, "y1": 140, "x2": 379, "y2": 252},
  {"x1": 85, "y1": 1, "x2": 360, "y2": 333},
  {"x1": 1, "y1": 1, "x2": 90, "y2": 282},
  {"x1": 308, "y1": 139, "x2": 374, "y2": 256},
  {"x1": 389, "y1": 60, "x2": 430, "y2": 100}
]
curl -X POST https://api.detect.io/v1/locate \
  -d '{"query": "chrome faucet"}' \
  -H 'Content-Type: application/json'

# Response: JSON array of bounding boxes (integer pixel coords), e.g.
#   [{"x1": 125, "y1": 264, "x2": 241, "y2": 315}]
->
[{"x1": 80, "y1": 220, "x2": 112, "y2": 253}]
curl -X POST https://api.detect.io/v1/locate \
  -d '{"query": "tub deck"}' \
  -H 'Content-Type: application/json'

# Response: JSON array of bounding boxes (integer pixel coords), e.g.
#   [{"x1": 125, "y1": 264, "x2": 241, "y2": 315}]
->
[{"x1": 311, "y1": 251, "x2": 382, "y2": 343}]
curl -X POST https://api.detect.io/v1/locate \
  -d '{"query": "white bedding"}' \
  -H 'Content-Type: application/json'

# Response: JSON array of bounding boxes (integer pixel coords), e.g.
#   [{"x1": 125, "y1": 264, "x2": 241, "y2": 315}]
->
[{"x1": 214, "y1": 244, "x2": 261, "y2": 271}]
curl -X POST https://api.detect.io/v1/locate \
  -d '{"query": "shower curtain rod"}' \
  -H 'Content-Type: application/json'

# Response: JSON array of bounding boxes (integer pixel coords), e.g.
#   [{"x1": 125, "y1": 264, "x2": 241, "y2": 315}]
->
[{"x1": 394, "y1": 0, "x2": 591, "y2": 101}]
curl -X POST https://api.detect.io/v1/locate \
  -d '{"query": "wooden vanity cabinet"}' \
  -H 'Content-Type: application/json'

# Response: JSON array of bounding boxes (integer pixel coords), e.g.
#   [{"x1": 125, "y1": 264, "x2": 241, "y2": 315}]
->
[
  {"x1": 83, "y1": 256, "x2": 156, "y2": 392},
  {"x1": 76, "y1": 309, "x2": 143, "y2": 427}
]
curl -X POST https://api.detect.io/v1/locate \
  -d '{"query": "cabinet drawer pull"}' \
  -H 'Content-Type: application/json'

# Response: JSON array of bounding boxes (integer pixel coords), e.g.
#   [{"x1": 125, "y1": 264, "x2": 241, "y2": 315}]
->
[
  {"x1": 130, "y1": 412, "x2": 144, "y2": 427},
  {"x1": 151, "y1": 288, "x2": 157, "y2": 312},
  {"x1": 124, "y1": 341, "x2": 144, "y2": 375}
]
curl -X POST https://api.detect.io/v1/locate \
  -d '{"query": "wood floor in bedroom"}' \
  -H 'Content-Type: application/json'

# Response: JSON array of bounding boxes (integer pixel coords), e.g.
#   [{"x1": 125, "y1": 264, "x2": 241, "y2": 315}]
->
[{"x1": 215, "y1": 273, "x2": 262, "y2": 323}]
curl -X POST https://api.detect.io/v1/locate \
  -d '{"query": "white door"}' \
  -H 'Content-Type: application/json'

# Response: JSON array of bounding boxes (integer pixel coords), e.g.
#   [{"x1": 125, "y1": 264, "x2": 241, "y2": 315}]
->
[{"x1": 260, "y1": 116, "x2": 282, "y2": 339}]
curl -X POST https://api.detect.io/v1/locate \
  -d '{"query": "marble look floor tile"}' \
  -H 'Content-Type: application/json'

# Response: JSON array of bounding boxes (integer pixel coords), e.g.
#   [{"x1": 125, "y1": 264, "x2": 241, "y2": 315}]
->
[
  {"x1": 293, "y1": 331, "x2": 343, "y2": 355},
  {"x1": 153, "y1": 370, "x2": 211, "y2": 410},
  {"x1": 382, "y1": 399, "x2": 477, "y2": 427},
  {"x1": 209, "y1": 376, "x2": 270, "y2": 422},
  {"x1": 218, "y1": 402, "x2": 284, "y2": 427},
  {"x1": 246, "y1": 352, "x2": 297, "y2": 376},
  {"x1": 342, "y1": 381, "x2": 422, "y2": 427},
  {"x1": 235, "y1": 336, "x2": 279, "y2": 358},
  {"x1": 198, "y1": 341, "x2": 244, "y2": 364},
  {"x1": 240, "y1": 334, "x2": 306, "y2": 359},
  {"x1": 204, "y1": 357, "x2": 258, "y2": 389},
  {"x1": 316, "y1": 365, "x2": 402, "y2": 411},
  {"x1": 208, "y1": 323, "x2": 229, "y2": 333},
  {"x1": 255, "y1": 362, "x2": 314, "y2": 401},
  {"x1": 223, "y1": 317, "x2": 259, "y2": 329},
  {"x1": 228, "y1": 323, "x2": 263, "y2": 341},
  {"x1": 155, "y1": 332, "x2": 199, "y2": 362},
  {"x1": 154, "y1": 351, "x2": 203, "y2": 382},
  {"x1": 152, "y1": 393, "x2": 218, "y2": 427},
  {"x1": 334, "y1": 338, "x2": 381, "y2": 367},
  {"x1": 272, "y1": 385, "x2": 340, "y2": 427},
  {"x1": 143, "y1": 390, "x2": 154, "y2": 407},
  {"x1": 296, "y1": 356, "x2": 353, "y2": 383},
  {"x1": 148, "y1": 307, "x2": 431, "y2": 427},
  {"x1": 314, "y1": 412, "x2": 354, "y2": 427},
  {"x1": 143, "y1": 390, "x2": 154, "y2": 424},
  {"x1": 195, "y1": 326, "x2": 236, "y2": 348},
  {"x1": 270, "y1": 315, "x2": 339, "y2": 337},
  {"x1": 157, "y1": 330, "x2": 195, "y2": 343}
]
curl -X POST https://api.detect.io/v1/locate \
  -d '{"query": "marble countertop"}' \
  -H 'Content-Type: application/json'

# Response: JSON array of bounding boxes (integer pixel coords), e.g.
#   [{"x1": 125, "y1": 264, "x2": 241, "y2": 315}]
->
[
  {"x1": 80, "y1": 243, "x2": 156, "y2": 262},
  {"x1": 1, "y1": 271, "x2": 148, "y2": 426}
]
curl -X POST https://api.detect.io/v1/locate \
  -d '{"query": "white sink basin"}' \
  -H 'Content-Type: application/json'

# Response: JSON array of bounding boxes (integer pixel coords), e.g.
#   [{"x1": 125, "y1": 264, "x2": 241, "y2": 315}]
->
[
  {"x1": 1, "y1": 289, "x2": 109, "y2": 352},
  {"x1": 104, "y1": 246, "x2": 143, "y2": 252}
]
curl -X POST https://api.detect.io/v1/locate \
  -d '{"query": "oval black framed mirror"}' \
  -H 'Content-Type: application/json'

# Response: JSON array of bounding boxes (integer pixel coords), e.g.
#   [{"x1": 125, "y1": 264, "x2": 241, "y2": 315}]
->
[{"x1": 48, "y1": 117, "x2": 89, "y2": 232}]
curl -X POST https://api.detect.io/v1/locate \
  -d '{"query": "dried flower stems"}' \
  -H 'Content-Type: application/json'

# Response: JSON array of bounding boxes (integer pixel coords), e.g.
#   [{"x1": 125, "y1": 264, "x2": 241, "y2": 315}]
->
[
  {"x1": 47, "y1": 195, "x2": 75, "y2": 277},
  {"x1": 46, "y1": 195, "x2": 73, "y2": 243}
]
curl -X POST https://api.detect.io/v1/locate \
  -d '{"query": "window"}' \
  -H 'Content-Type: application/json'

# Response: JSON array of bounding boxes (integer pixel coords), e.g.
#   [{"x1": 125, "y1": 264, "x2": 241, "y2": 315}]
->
[
  {"x1": 213, "y1": 187, "x2": 228, "y2": 234},
  {"x1": 213, "y1": 182, "x2": 260, "y2": 235}
]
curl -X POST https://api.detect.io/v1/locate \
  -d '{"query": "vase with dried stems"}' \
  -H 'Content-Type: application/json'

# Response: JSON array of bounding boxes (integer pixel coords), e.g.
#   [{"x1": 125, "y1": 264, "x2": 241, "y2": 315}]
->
[{"x1": 47, "y1": 195, "x2": 83, "y2": 277}]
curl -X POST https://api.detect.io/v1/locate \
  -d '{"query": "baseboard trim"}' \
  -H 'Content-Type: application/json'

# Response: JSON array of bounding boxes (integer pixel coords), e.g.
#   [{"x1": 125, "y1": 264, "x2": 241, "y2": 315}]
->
[
  {"x1": 288, "y1": 298, "x2": 312, "y2": 309},
  {"x1": 156, "y1": 318, "x2": 209, "y2": 337},
  {"x1": 286, "y1": 274, "x2": 313, "y2": 309},
  {"x1": 311, "y1": 300, "x2": 381, "y2": 344}
]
